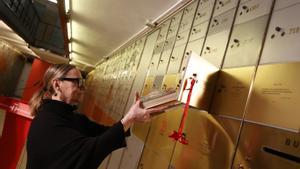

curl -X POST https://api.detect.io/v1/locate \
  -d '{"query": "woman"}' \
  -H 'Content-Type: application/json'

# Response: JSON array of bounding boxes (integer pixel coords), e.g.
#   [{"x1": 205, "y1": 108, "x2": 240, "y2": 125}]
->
[{"x1": 26, "y1": 64, "x2": 162, "y2": 169}]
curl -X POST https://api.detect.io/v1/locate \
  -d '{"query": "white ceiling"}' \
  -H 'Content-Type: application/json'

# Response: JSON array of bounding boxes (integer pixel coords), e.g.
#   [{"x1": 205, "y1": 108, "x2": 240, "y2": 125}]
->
[
  {"x1": 69, "y1": 0, "x2": 187, "y2": 68},
  {"x1": 1, "y1": 0, "x2": 191, "y2": 71}
]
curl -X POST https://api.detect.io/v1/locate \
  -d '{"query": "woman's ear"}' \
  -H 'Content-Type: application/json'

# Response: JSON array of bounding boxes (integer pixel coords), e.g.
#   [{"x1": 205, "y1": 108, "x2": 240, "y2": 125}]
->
[{"x1": 52, "y1": 79, "x2": 61, "y2": 94}]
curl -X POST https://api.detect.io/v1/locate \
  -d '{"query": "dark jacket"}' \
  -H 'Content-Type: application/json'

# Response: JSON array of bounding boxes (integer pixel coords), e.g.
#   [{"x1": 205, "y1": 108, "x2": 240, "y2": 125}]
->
[{"x1": 26, "y1": 99, "x2": 130, "y2": 169}]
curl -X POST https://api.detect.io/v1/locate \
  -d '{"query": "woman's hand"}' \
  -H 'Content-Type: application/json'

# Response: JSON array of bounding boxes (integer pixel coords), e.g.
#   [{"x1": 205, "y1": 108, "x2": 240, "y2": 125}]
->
[{"x1": 121, "y1": 92, "x2": 166, "y2": 131}]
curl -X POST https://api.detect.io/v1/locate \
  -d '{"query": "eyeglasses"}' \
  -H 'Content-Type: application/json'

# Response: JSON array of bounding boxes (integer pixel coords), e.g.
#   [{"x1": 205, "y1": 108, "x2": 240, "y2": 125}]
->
[{"x1": 58, "y1": 77, "x2": 85, "y2": 88}]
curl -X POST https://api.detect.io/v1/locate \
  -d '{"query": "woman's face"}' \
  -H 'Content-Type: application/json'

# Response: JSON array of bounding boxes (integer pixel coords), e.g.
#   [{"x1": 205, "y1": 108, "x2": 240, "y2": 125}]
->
[{"x1": 55, "y1": 68, "x2": 85, "y2": 105}]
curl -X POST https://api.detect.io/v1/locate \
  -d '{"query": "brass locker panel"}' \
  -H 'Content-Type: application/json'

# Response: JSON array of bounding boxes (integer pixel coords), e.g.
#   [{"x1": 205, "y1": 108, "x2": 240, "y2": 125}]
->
[
  {"x1": 178, "y1": 52, "x2": 219, "y2": 110},
  {"x1": 175, "y1": 29, "x2": 190, "y2": 47},
  {"x1": 153, "y1": 75, "x2": 165, "y2": 91},
  {"x1": 189, "y1": 21, "x2": 210, "y2": 42},
  {"x1": 179, "y1": 1, "x2": 197, "y2": 33},
  {"x1": 210, "y1": 66, "x2": 254, "y2": 118},
  {"x1": 182, "y1": 1, "x2": 198, "y2": 20},
  {"x1": 138, "y1": 106, "x2": 183, "y2": 169},
  {"x1": 161, "y1": 73, "x2": 182, "y2": 91},
  {"x1": 157, "y1": 49, "x2": 172, "y2": 75},
  {"x1": 213, "y1": 0, "x2": 239, "y2": 17},
  {"x1": 152, "y1": 41, "x2": 164, "y2": 55},
  {"x1": 167, "y1": 11, "x2": 183, "y2": 38},
  {"x1": 202, "y1": 9, "x2": 236, "y2": 68},
  {"x1": 107, "y1": 149, "x2": 123, "y2": 169},
  {"x1": 260, "y1": 3, "x2": 300, "y2": 64},
  {"x1": 167, "y1": 23, "x2": 180, "y2": 39},
  {"x1": 193, "y1": 0, "x2": 215, "y2": 26},
  {"x1": 141, "y1": 76, "x2": 155, "y2": 96},
  {"x1": 170, "y1": 11, "x2": 183, "y2": 26},
  {"x1": 178, "y1": 17, "x2": 194, "y2": 33},
  {"x1": 183, "y1": 38, "x2": 205, "y2": 66},
  {"x1": 235, "y1": 0, "x2": 274, "y2": 25},
  {"x1": 157, "y1": 20, "x2": 171, "y2": 43},
  {"x1": 273, "y1": 0, "x2": 300, "y2": 11},
  {"x1": 170, "y1": 111, "x2": 240, "y2": 169},
  {"x1": 223, "y1": 15, "x2": 270, "y2": 68},
  {"x1": 120, "y1": 135, "x2": 145, "y2": 169},
  {"x1": 167, "y1": 44, "x2": 186, "y2": 74},
  {"x1": 164, "y1": 37, "x2": 176, "y2": 51},
  {"x1": 245, "y1": 62, "x2": 300, "y2": 131},
  {"x1": 233, "y1": 122, "x2": 300, "y2": 169},
  {"x1": 148, "y1": 53, "x2": 161, "y2": 76}
]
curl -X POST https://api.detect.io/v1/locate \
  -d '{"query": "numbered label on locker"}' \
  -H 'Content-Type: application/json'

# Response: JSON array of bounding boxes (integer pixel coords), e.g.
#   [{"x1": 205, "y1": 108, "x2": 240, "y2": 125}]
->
[
  {"x1": 223, "y1": 15, "x2": 269, "y2": 68},
  {"x1": 202, "y1": 9, "x2": 235, "y2": 68},
  {"x1": 235, "y1": 0, "x2": 273, "y2": 25},
  {"x1": 182, "y1": 1, "x2": 197, "y2": 20},
  {"x1": 189, "y1": 21, "x2": 209, "y2": 42},
  {"x1": 213, "y1": 0, "x2": 239, "y2": 17},
  {"x1": 260, "y1": 3, "x2": 300, "y2": 64}
]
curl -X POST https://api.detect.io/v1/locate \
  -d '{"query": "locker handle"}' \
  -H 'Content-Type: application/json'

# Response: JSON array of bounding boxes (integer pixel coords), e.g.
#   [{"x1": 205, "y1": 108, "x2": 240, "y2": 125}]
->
[
  {"x1": 242, "y1": 5, "x2": 248, "y2": 10},
  {"x1": 219, "y1": 1, "x2": 224, "y2": 7},
  {"x1": 275, "y1": 26, "x2": 282, "y2": 32},
  {"x1": 233, "y1": 39, "x2": 240, "y2": 43}
]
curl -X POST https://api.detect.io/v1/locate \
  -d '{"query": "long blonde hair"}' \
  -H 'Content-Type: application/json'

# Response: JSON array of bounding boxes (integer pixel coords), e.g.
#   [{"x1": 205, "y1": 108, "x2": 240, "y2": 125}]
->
[{"x1": 29, "y1": 64, "x2": 76, "y2": 116}]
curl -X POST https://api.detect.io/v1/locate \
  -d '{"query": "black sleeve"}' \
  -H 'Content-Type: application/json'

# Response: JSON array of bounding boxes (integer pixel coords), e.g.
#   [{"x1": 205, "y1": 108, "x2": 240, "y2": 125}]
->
[
  {"x1": 49, "y1": 121, "x2": 129, "y2": 169},
  {"x1": 78, "y1": 114, "x2": 131, "y2": 137}
]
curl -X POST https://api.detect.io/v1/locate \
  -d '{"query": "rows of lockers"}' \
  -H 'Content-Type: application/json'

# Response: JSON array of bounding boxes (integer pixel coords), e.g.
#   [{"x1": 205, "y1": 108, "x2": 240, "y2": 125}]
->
[{"x1": 82, "y1": 0, "x2": 300, "y2": 169}]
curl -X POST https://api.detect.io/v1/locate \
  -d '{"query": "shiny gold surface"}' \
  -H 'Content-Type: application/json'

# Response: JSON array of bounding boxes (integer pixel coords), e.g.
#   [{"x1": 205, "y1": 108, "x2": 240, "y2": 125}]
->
[
  {"x1": 132, "y1": 122, "x2": 151, "y2": 142},
  {"x1": 210, "y1": 66, "x2": 255, "y2": 118},
  {"x1": 179, "y1": 52, "x2": 219, "y2": 110},
  {"x1": 233, "y1": 122, "x2": 300, "y2": 169},
  {"x1": 245, "y1": 62, "x2": 300, "y2": 131},
  {"x1": 141, "y1": 76, "x2": 155, "y2": 96},
  {"x1": 161, "y1": 73, "x2": 182, "y2": 91},
  {"x1": 170, "y1": 110, "x2": 237, "y2": 169},
  {"x1": 138, "y1": 105, "x2": 183, "y2": 169}
]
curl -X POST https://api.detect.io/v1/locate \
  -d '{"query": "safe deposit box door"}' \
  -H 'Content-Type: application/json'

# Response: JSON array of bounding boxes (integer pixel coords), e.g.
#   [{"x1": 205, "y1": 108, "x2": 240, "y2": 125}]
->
[
  {"x1": 167, "y1": 44, "x2": 186, "y2": 74},
  {"x1": 178, "y1": 52, "x2": 219, "y2": 110},
  {"x1": 201, "y1": 9, "x2": 236, "y2": 68},
  {"x1": 210, "y1": 66, "x2": 254, "y2": 118},
  {"x1": 193, "y1": 0, "x2": 215, "y2": 26},
  {"x1": 119, "y1": 134, "x2": 145, "y2": 169},
  {"x1": 213, "y1": 0, "x2": 239, "y2": 17},
  {"x1": 244, "y1": 1, "x2": 300, "y2": 131},
  {"x1": 137, "y1": 105, "x2": 183, "y2": 169},
  {"x1": 170, "y1": 109, "x2": 239, "y2": 169},
  {"x1": 223, "y1": 15, "x2": 271, "y2": 68},
  {"x1": 245, "y1": 62, "x2": 300, "y2": 131},
  {"x1": 260, "y1": 2, "x2": 300, "y2": 64},
  {"x1": 182, "y1": 38, "x2": 205, "y2": 69},
  {"x1": 233, "y1": 122, "x2": 300, "y2": 169}
]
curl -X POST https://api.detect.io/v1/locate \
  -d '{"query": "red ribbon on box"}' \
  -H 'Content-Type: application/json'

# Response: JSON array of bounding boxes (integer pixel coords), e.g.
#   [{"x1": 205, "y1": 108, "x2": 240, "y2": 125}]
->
[{"x1": 169, "y1": 76, "x2": 196, "y2": 145}]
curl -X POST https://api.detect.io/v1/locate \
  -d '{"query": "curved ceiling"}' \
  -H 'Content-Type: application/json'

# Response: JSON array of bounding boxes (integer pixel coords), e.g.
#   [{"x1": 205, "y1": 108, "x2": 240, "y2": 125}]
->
[{"x1": 69, "y1": 0, "x2": 186, "y2": 68}]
